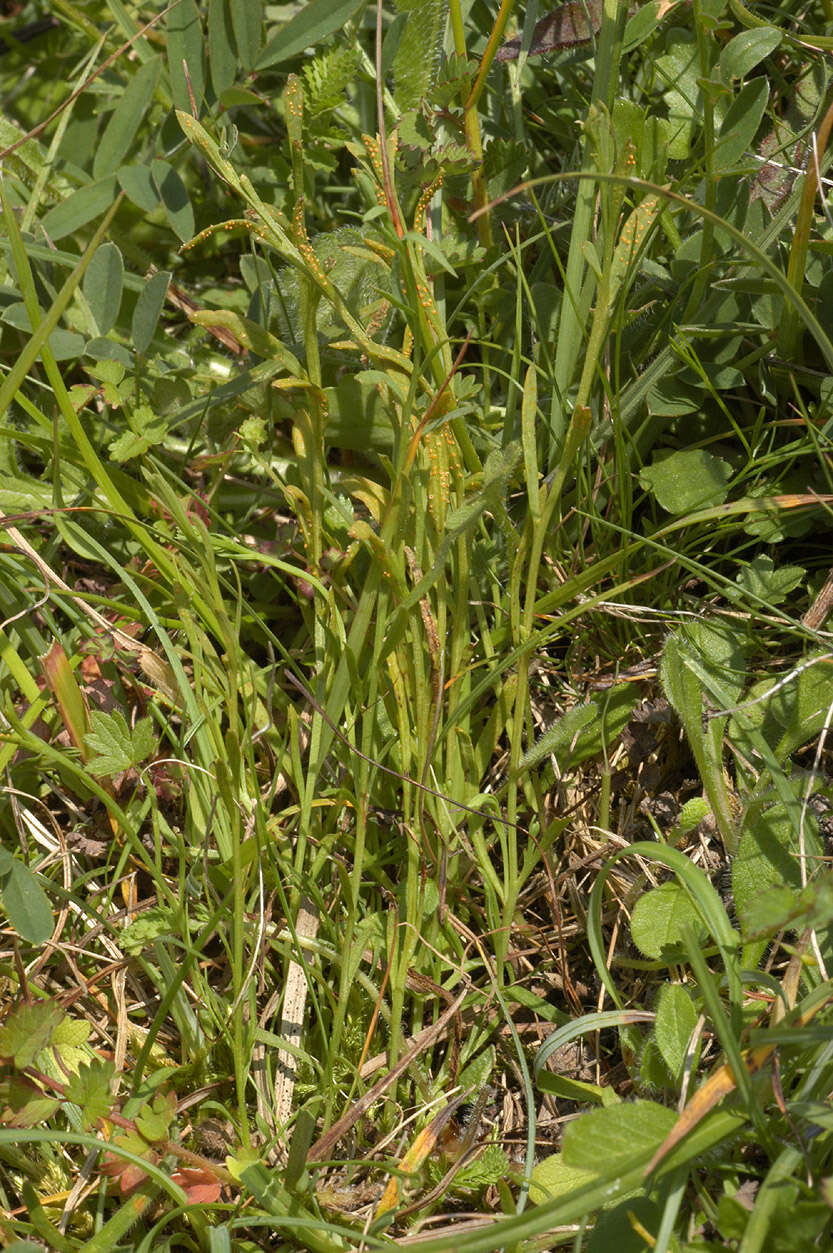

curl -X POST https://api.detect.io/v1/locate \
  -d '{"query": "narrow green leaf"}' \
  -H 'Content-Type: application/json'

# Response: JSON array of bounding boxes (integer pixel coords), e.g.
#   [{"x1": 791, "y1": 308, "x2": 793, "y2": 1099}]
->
[
  {"x1": 535, "y1": 1009, "x2": 655, "y2": 1079},
  {"x1": 654, "y1": 983, "x2": 699, "y2": 1082},
  {"x1": 713, "y1": 78, "x2": 769, "y2": 171},
  {"x1": 521, "y1": 363, "x2": 540, "y2": 520},
  {"x1": 256, "y1": 0, "x2": 366, "y2": 69},
  {"x1": 660, "y1": 632, "x2": 738, "y2": 852},
  {"x1": 208, "y1": 0, "x2": 238, "y2": 97},
  {"x1": 231, "y1": 0, "x2": 262, "y2": 69},
  {"x1": 40, "y1": 177, "x2": 118, "y2": 241},
  {"x1": 392, "y1": 0, "x2": 446, "y2": 111},
  {"x1": 167, "y1": 0, "x2": 206, "y2": 114},
  {"x1": 93, "y1": 57, "x2": 162, "y2": 178},
  {"x1": 518, "y1": 704, "x2": 597, "y2": 774},
  {"x1": 624, "y1": 2, "x2": 661, "y2": 51},
  {"x1": 82, "y1": 241, "x2": 124, "y2": 335},
  {"x1": 132, "y1": 269, "x2": 171, "y2": 354},
  {"x1": 0, "y1": 856, "x2": 53, "y2": 945},
  {"x1": 151, "y1": 159, "x2": 194, "y2": 242}
]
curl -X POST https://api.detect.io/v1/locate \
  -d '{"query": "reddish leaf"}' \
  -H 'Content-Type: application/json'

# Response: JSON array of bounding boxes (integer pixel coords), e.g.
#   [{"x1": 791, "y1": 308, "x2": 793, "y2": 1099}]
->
[
  {"x1": 101, "y1": 1128, "x2": 158, "y2": 1197},
  {"x1": 40, "y1": 641, "x2": 91, "y2": 758},
  {"x1": 171, "y1": 1166, "x2": 222, "y2": 1204}
]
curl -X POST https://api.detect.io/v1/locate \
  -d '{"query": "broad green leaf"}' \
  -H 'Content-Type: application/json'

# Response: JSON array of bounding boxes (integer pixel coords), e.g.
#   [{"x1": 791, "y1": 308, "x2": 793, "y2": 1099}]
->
[
  {"x1": 120, "y1": 906, "x2": 176, "y2": 954},
  {"x1": 0, "y1": 305, "x2": 86, "y2": 361},
  {"x1": 631, "y1": 881, "x2": 707, "y2": 960},
  {"x1": 737, "y1": 882, "x2": 801, "y2": 940},
  {"x1": 231, "y1": 0, "x2": 262, "y2": 68},
  {"x1": 589, "y1": 1197, "x2": 685, "y2": 1253},
  {"x1": 719, "y1": 27, "x2": 781, "y2": 81},
  {"x1": 93, "y1": 56, "x2": 162, "y2": 177},
  {"x1": 0, "y1": 474, "x2": 53, "y2": 512},
  {"x1": 733, "y1": 554, "x2": 804, "y2": 606},
  {"x1": 85, "y1": 708, "x2": 155, "y2": 776},
  {"x1": 713, "y1": 78, "x2": 769, "y2": 171},
  {"x1": 108, "y1": 407, "x2": 170, "y2": 462},
  {"x1": 381, "y1": 13, "x2": 408, "y2": 76},
  {"x1": 48, "y1": 1017, "x2": 92, "y2": 1077},
  {"x1": 639, "y1": 448, "x2": 731, "y2": 514},
  {"x1": 167, "y1": 0, "x2": 206, "y2": 115},
  {"x1": 733, "y1": 801, "x2": 821, "y2": 944},
  {"x1": 64, "y1": 1059, "x2": 116, "y2": 1129},
  {"x1": 766, "y1": 656, "x2": 833, "y2": 761},
  {"x1": 529, "y1": 1155, "x2": 598, "y2": 1205},
  {"x1": 117, "y1": 164, "x2": 159, "y2": 213},
  {"x1": 151, "y1": 159, "x2": 194, "y2": 242},
  {"x1": 40, "y1": 176, "x2": 119, "y2": 241},
  {"x1": 209, "y1": 0, "x2": 237, "y2": 97},
  {"x1": 82, "y1": 242, "x2": 124, "y2": 335},
  {"x1": 0, "y1": 115, "x2": 72, "y2": 205},
  {"x1": 219, "y1": 85, "x2": 264, "y2": 107},
  {"x1": 677, "y1": 619, "x2": 747, "y2": 703},
  {"x1": 562, "y1": 1100, "x2": 677, "y2": 1172},
  {"x1": 0, "y1": 852, "x2": 53, "y2": 945},
  {"x1": 739, "y1": 875, "x2": 833, "y2": 941},
  {"x1": 646, "y1": 377, "x2": 700, "y2": 416},
  {"x1": 675, "y1": 797, "x2": 710, "y2": 835},
  {"x1": 323, "y1": 375, "x2": 395, "y2": 451},
  {"x1": 0, "y1": 1074, "x2": 61, "y2": 1127},
  {"x1": 453, "y1": 1144, "x2": 510, "y2": 1191},
  {"x1": 132, "y1": 269, "x2": 171, "y2": 354},
  {"x1": 0, "y1": 999, "x2": 63, "y2": 1067},
  {"x1": 256, "y1": 0, "x2": 366, "y2": 69},
  {"x1": 654, "y1": 983, "x2": 699, "y2": 1083}
]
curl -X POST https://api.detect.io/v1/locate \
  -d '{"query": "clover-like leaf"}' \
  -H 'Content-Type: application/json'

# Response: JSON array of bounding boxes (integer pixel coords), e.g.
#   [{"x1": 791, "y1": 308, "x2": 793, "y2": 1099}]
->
[{"x1": 135, "y1": 1089, "x2": 176, "y2": 1144}]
